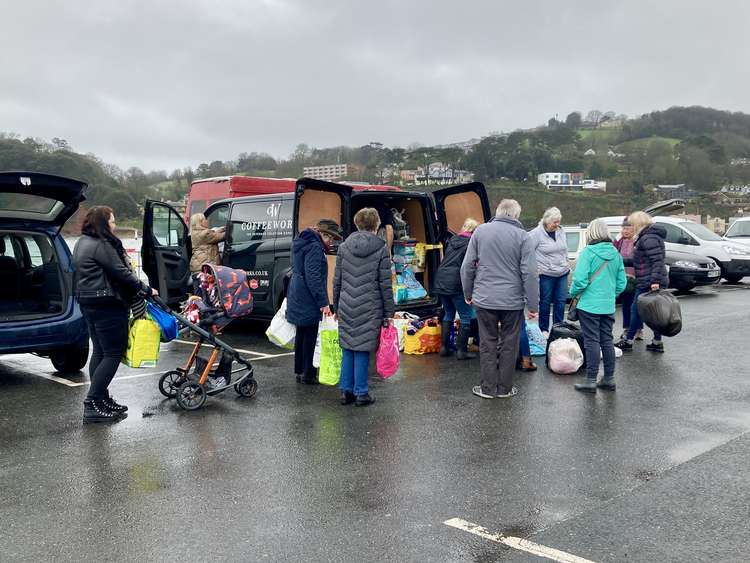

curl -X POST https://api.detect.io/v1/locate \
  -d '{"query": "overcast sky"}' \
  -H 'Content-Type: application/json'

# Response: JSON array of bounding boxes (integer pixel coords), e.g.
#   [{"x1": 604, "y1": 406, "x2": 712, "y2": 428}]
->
[{"x1": 2, "y1": 1, "x2": 749, "y2": 172}]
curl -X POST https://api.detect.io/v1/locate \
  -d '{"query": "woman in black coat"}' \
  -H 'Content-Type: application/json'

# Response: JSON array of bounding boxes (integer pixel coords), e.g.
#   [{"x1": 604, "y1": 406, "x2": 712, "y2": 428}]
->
[
  {"x1": 286, "y1": 219, "x2": 342, "y2": 384},
  {"x1": 433, "y1": 218, "x2": 478, "y2": 360},
  {"x1": 333, "y1": 208, "x2": 394, "y2": 407},
  {"x1": 615, "y1": 211, "x2": 669, "y2": 353},
  {"x1": 73, "y1": 206, "x2": 157, "y2": 424}
]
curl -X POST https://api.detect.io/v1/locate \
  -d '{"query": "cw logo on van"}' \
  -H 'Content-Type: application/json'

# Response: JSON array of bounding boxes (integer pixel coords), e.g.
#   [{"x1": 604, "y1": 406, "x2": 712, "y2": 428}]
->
[{"x1": 266, "y1": 203, "x2": 281, "y2": 218}]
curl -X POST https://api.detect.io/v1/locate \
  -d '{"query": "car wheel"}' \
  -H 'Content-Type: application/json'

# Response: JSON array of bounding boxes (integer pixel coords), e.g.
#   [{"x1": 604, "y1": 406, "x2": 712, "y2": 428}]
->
[
  {"x1": 50, "y1": 344, "x2": 90, "y2": 373},
  {"x1": 724, "y1": 274, "x2": 744, "y2": 284},
  {"x1": 672, "y1": 284, "x2": 695, "y2": 294}
]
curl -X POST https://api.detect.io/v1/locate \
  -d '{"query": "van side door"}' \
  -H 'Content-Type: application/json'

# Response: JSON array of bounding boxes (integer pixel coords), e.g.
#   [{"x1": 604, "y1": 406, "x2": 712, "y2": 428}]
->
[{"x1": 223, "y1": 199, "x2": 282, "y2": 312}]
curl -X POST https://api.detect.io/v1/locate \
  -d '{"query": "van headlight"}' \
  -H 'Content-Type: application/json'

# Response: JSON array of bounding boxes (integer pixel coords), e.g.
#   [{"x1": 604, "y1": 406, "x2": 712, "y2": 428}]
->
[
  {"x1": 673, "y1": 260, "x2": 700, "y2": 269},
  {"x1": 723, "y1": 244, "x2": 750, "y2": 256}
]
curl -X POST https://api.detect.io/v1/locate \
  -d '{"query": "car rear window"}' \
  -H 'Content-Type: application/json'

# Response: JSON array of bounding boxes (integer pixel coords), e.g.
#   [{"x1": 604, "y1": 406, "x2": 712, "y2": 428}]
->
[
  {"x1": 566, "y1": 231, "x2": 580, "y2": 253},
  {"x1": 0, "y1": 193, "x2": 59, "y2": 215}
]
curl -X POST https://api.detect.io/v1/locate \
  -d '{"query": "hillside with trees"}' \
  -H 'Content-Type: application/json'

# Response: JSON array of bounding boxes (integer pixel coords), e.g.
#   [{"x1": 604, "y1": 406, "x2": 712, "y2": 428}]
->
[{"x1": 2, "y1": 105, "x2": 750, "y2": 226}]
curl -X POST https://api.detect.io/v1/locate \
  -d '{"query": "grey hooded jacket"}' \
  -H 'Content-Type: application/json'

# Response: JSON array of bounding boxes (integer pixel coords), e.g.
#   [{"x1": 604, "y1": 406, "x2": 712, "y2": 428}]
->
[
  {"x1": 333, "y1": 231, "x2": 395, "y2": 352},
  {"x1": 460, "y1": 216, "x2": 540, "y2": 311},
  {"x1": 529, "y1": 224, "x2": 570, "y2": 277}
]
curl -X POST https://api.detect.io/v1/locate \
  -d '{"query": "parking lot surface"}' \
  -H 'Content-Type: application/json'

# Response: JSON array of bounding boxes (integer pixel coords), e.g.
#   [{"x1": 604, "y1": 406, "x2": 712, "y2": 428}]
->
[{"x1": 1, "y1": 283, "x2": 749, "y2": 562}]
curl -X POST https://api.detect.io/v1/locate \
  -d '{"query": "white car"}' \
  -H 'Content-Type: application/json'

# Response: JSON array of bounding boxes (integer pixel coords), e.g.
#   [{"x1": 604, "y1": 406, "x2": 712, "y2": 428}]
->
[{"x1": 724, "y1": 217, "x2": 750, "y2": 248}]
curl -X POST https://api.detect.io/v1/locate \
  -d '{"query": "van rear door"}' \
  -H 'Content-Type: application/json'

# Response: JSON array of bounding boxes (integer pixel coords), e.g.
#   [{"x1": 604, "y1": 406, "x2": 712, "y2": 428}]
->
[
  {"x1": 293, "y1": 178, "x2": 352, "y2": 303},
  {"x1": 432, "y1": 182, "x2": 491, "y2": 241},
  {"x1": 142, "y1": 200, "x2": 192, "y2": 306}
]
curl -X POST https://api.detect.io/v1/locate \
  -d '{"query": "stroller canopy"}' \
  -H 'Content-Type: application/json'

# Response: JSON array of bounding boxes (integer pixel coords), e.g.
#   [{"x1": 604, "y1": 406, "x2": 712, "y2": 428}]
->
[{"x1": 201, "y1": 264, "x2": 254, "y2": 318}]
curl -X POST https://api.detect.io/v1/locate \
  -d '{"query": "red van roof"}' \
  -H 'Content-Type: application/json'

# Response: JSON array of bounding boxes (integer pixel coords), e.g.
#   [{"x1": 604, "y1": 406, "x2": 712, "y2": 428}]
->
[{"x1": 191, "y1": 175, "x2": 400, "y2": 196}]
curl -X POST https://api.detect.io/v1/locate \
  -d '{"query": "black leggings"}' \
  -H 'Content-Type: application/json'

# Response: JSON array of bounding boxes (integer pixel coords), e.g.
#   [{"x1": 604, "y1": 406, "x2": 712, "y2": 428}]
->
[
  {"x1": 81, "y1": 303, "x2": 129, "y2": 401},
  {"x1": 294, "y1": 324, "x2": 319, "y2": 380}
]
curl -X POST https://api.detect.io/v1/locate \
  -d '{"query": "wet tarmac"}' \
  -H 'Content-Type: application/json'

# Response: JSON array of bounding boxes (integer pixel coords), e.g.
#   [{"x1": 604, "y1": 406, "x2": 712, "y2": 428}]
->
[{"x1": 1, "y1": 283, "x2": 749, "y2": 562}]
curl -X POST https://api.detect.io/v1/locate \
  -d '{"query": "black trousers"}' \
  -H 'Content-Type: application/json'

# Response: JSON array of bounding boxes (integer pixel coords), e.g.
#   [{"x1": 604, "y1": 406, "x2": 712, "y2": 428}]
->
[
  {"x1": 475, "y1": 307, "x2": 523, "y2": 396},
  {"x1": 81, "y1": 303, "x2": 129, "y2": 401},
  {"x1": 294, "y1": 324, "x2": 319, "y2": 380}
]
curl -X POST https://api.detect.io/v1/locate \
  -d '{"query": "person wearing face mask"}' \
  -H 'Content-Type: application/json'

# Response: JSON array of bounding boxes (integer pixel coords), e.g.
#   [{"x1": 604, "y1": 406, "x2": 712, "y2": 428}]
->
[
  {"x1": 529, "y1": 207, "x2": 569, "y2": 334},
  {"x1": 287, "y1": 219, "x2": 343, "y2": 384}
]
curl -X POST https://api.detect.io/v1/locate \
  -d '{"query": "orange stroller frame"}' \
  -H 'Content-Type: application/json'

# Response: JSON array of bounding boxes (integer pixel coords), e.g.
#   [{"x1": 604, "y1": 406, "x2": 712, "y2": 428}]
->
[{"x1": 152, "y1": 295, "x2": 257, "y2": 410}]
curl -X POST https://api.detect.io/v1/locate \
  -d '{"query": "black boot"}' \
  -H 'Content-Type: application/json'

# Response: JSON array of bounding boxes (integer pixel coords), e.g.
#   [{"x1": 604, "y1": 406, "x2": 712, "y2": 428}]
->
[
  {"x1": 574, "y1": 380, "x2": 597, "y2": 393},
  {"x1": 355, "y1": 393, "x2": 376, "y2": 407},
  {"x1": 340, "y1": 391, "x2": 356, "y2": 405},
  {"x1": 456, "y1": 326, "x2": 476, "y2": 360},
  {"x1": 439, "y1": 321, "x2": 453, "y2": 357},
  {"x1": 103, "y1": 396, "x2": 128, "y2": 413},
  {"x1": 83, "y1": 400, "x2": 122, "y2": 424}
]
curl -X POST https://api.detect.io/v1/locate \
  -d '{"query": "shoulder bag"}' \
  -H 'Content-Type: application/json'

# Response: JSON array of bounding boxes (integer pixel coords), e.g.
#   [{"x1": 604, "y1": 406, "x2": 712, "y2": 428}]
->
[{"x1": 567, "y1": 259, "x2": 610, "y2": 322}]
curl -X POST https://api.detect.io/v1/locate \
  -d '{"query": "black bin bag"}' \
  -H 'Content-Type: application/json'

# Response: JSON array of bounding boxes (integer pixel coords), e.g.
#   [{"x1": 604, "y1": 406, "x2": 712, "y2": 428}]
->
[
  {"x1": 637, "y1": 289, "x2": 682, "y2": 337},
  {"x1": 546, "y1": 321, "x2": 586, "y2": 369}
]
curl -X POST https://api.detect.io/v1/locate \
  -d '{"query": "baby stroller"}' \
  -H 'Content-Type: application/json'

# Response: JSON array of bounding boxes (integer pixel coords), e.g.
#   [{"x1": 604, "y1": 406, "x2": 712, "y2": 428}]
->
[{"x1": 156, "y1": 264, "x2": 257, "y2": 410}]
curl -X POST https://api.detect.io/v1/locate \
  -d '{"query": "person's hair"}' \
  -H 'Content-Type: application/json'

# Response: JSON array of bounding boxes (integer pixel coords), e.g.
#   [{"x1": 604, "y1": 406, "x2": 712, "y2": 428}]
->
[
  {"x1": 542, "y1": 207, "x2": 562, "y2": 228},
  {"x1": 586, "y1": 218, "x2": 611, "y2": 243},
  {"x1": 81, "y1": 206, "x2": 114, "y2": 239},
  {"x1": 190, "y1": 213, "x2": 206, "y2": 231},
  {"x1": 628, "y1": 211, "x2": 653, "y2": 236},
  {"x1": 495, "y1": 199, "x2": 521, "y2": 219},
  {"x1": 461, "y1": 218, "x2": 479, "y2": 233},
  {"x1": 353, "y1": 207, "x2": 381, "y2": 232},
  {"x1": 81, "y1": 205, "x2": 125, "y2": 258}
]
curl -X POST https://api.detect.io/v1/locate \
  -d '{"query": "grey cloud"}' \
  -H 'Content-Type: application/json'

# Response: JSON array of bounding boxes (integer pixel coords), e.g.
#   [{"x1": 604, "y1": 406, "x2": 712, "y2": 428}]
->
[{"x1": 1, "y1": 0, "x2": 749, "y2": 171}]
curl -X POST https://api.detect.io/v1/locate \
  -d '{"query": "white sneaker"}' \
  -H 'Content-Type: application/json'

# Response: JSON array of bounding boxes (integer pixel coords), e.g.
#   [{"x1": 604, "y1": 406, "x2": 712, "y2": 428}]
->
[
  {"x1": 472, "y1": 385, "x2": 494, "y2": 399},
  {"x1": 496, "y1": 386, "x2": 519, "y2": 399}
]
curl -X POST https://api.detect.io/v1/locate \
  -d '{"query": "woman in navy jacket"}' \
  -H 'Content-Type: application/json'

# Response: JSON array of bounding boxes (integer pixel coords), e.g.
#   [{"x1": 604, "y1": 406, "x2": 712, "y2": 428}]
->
[{"x1": 286, "y1": 219, "x2": 342, "y2": 383}]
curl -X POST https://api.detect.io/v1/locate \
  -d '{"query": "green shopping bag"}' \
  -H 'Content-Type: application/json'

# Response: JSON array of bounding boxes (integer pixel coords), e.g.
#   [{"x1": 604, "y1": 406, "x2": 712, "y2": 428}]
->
[{"x1": 318, "y1": 316, "x2": 342, "y2": 386}]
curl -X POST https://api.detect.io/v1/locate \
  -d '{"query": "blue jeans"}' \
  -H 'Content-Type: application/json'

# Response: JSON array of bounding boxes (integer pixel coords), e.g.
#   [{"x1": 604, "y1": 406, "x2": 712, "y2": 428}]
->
[
  {"x1": 519, "y1": 319, "x2": 530, "y2": 357},
  {"x1": 539, "y1": 273, "x2": 569, "y2": 332},
  {"x1": 620, "y1": 290, "x2": 635, "y2": 330},
  {"x1": 340, "y1": 349, "x2": 370, "y2": 396},
  {"x1": 626, "y1": 288, "x2": 662, "y2": 341},
  {"x1": 441, "y1": 294, "x2": 474, "y2": 328},
  {"x1": 578, "y1": 310, "x2": 616, "y2": 381}
]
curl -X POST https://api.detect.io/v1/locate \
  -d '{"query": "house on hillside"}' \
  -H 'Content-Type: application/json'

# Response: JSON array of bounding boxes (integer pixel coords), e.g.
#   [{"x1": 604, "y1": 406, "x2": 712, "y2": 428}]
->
[
  {"x1": 538, "y1": 172, "x2": 585, "y2": 191},
  {"x1": 654, "y1": 184, "x2": 698, "y2": 200},
  {"x1": 584, "y1": 148, "x2": 596, "y2": 157}
]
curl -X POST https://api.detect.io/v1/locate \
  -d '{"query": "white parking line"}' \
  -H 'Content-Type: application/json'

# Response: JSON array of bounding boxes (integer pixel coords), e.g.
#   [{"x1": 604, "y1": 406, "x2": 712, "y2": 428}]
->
[
  {"x1": 444, "y1": 518, "x2": 595, "y2": 563},
  {"x1": 172, "y1": 339, "x2": 269, "y2": 356}
]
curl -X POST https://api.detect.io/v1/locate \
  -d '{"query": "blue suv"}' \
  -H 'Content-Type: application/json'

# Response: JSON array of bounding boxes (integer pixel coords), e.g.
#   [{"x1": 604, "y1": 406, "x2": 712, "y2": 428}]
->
[{"x1": 0, "y1": 171, "x2": 89, "y2": 373}]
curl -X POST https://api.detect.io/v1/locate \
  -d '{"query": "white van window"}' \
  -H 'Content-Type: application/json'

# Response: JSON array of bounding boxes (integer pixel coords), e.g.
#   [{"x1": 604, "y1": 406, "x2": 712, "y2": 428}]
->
[
  {"x1": 566, "y1": 231, "x2": 580, "y2": 253},
  {"x1": 725, "y1": 221, "x2": 750, "y2": 238},
  {"x1": 230, "y1": 201, "x2": 290, "y2": 244},
  {"x1": 680, "y1": 222, "x2": 723, "y2": 242},
  {"x1": 659, "y1": 222, "x2": 691, "y2": 244}
]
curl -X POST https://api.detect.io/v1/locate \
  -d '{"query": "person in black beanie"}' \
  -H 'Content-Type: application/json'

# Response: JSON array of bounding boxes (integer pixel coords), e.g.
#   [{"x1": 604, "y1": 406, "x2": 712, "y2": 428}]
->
[{"x1": 73, "y1": 206, "x2": 157, "y2": 423}]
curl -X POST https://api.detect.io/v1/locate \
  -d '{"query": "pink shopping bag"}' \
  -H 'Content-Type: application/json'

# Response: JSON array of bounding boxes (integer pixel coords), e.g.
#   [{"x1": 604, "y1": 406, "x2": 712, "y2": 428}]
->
[{"x1": 376, "y1": 324, "x2": 400, "y2": 378}]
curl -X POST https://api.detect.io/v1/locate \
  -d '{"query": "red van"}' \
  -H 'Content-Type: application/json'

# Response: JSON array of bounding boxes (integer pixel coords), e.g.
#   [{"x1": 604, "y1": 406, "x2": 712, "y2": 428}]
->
[{"x1": 185, "y1": 176, "x2": 401, "y2": 219}]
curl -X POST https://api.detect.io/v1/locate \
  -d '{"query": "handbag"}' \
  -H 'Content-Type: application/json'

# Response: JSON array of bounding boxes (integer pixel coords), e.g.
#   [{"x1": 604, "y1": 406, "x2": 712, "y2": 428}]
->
[
  {"x1": 146, "y1": 302, "x2": 178, "y2": 342},
  {"x1": 266, "y1": 298, "x2": 296, "y2": 349},
  {"x1": 568, "y1": 259, "x2": 610, "y2": 322},
  {"x1": 122, "y1": 317, "x2": 161, "y2": 368},
  {"x1": 318, "y1": 316, "x2": 342, "y2": 386},
  {"x1": 376, "y1": 324, "x2": 400, "y2": 378}
]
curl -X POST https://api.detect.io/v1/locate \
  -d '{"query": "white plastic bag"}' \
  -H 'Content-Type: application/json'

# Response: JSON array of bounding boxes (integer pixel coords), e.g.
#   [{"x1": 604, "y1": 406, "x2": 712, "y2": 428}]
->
[
  {"x1": 265, "y1": 298, "x2": 296, "y2": 349},
  {"x1": 312, "y1": 315, "x2": 338, "y2": 368},
  {"x1": 547, "y1": 337, "x2": 584, "y2": 375}
]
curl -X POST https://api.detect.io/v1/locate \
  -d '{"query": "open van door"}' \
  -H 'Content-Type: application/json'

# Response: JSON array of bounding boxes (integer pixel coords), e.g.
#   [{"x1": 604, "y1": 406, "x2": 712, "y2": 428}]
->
[
  {"x1": 432, "y1": 182, "x2": 491, "y2": 241},
  {"x1": 292, "y1": 178, "x2": 352, "y2": 302},
  {"x1": 142, "y1": 200, "x2": 192, "y2": 307}
]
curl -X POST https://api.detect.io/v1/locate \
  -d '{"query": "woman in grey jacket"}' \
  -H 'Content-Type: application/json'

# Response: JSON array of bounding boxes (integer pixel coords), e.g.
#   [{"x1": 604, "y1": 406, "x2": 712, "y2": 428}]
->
[
  {"x1": 529, "y1": 207, "x2": 570, "y2": 333},
  {"x1": 333, "y1": 208, "x2": 395, "y2": 407}
]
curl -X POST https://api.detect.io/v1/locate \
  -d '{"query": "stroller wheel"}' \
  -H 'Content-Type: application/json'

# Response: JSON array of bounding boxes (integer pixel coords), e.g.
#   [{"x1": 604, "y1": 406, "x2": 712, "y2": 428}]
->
[
  {"x1": 235, "y1": 378, "x2": 258, "y2": 398},
  {"x1": 158, "y1": 370, "x2": 183, "y2": 398},
  {"x1": 176, "y1": 381, "x2": 207, "y2": 410}
]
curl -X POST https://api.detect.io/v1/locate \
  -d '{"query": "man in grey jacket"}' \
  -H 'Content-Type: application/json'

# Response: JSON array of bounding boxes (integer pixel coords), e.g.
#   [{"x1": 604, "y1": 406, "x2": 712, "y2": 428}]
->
[{"x1": 460, "y1": 199, "x2": 540, "y2": 399}]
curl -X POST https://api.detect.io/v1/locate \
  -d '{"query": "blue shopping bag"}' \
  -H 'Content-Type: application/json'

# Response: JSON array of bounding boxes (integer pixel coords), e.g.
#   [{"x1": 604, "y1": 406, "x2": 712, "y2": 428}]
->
[{"x1": 146, "y1": 302, "x2": 178, "y2": 342}]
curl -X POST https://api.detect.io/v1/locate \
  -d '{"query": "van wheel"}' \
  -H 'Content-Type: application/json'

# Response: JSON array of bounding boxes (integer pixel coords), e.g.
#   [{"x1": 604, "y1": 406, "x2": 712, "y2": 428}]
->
[{"x1": 50, "y1": 344, "x2": 90, "y2": 373}]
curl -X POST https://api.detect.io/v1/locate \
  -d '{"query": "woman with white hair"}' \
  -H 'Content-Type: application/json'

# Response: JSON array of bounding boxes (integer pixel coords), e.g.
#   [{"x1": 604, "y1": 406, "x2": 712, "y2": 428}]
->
[
  {"x1": 568, "y1": 219, "x2": 627, "y2": 393},
  {"x1": 529, "y1": 207, "x2": 569, "y2": 333}
]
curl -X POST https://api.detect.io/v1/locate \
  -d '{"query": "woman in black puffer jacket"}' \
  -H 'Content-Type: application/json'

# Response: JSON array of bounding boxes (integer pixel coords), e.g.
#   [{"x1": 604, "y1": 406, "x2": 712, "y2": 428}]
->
[
  {"x1": 433, "y1": 218, "x2": 478, "y2": 360},
  {"x1": 615, "y1": 211, "x2": 669, "y2": 353},
  {"x1": 73, "y1": 206, "x2": 156, "y2": 423}
]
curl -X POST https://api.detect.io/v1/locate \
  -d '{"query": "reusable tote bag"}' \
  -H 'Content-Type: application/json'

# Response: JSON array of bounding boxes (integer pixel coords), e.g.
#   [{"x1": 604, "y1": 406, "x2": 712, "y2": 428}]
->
[
  {"x1": 318, "y1": 316, "x2": 342, "y2": 386},
  {"x1": 376, "y1": 324, "x2": 400, "y2": 378},
  {"x1": 122, "y1": 317, "x2": 161, "y2": 368},
  {"x1": 266, "y1": 298, "x2": 296, "y2": 349}
]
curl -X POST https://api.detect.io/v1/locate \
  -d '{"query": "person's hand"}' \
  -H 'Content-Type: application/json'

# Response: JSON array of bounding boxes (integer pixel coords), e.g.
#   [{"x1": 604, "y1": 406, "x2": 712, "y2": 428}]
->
[
  {"x1": 465, "y1": 298, "x2": 472, "y2": 305},
  {"x1": 321, "y1": 305, "x2": 331, "y2": 316},
  {"x1": 151, "y1": 288, "x2": 159, "y2": 296},
  {"x1": 333, "y1": 314, "x2": 339, "y2": 322},
  {"x1": 650, "y1": 283, "x2": 660, "y2": 292},
  {"x1": 527, "y1": 311, "x2": 538, "y2": 320}
]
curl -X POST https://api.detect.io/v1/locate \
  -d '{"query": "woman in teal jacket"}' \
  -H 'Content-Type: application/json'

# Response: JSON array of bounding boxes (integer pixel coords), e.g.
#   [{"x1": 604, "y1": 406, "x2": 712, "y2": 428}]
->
[{"x1": 569, "y1": 219, "x2": 627, "y2": 393}]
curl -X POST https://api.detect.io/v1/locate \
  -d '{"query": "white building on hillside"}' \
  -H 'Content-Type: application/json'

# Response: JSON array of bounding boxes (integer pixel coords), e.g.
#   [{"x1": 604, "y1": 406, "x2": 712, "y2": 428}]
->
[{"x1": 303, "y1": 164, "x2": 348, "y2": 181}]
